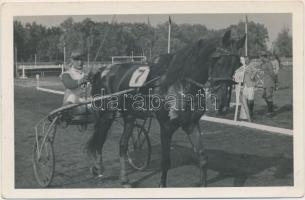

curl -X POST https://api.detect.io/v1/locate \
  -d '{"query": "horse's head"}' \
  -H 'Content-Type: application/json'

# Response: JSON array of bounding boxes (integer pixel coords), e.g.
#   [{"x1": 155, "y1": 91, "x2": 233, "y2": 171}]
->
[{"x1": 209, "y1": 30, "x2": 246, "y2": 114}]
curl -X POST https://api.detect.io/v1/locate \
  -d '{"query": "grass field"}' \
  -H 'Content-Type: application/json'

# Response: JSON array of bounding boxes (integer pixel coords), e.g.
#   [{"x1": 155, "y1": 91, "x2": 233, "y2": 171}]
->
[{"x1": 14, "y1": 66, "x2": 293, "y2": 188}]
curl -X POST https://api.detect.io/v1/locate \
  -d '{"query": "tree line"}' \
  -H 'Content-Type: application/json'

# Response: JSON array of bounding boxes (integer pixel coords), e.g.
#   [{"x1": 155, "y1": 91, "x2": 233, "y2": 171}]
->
[{"x1": 13, "y1": 17, "x2": 292, "y2": 63}]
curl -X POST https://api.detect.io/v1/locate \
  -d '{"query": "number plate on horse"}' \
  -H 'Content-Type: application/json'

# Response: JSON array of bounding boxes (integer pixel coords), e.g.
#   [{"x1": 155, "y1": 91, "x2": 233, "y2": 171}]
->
[{"x1": 129, "y1": 66, "x2": 150, "y2": 87}]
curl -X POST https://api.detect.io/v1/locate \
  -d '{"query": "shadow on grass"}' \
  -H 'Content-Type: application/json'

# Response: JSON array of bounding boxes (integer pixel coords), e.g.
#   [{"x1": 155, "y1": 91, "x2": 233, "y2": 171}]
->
[
  {"x1": 131, "y1": 144, "x2": 293, "y2": 187},
  {"x1": 256, "y1": 104, "x2": 292, "y2": 116},
  {"x1": 38, "y1": 143, "x2": 292, "y2": 188}
]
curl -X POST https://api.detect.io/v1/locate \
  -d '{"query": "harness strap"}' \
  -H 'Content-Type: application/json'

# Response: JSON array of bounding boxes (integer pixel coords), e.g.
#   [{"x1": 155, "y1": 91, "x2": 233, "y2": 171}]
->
[
  {"x1": 184, "y1": 78, "x2": 206, "y2": 88},
  {"x1": 142, "y1": 76, "x2": 162, "y2": 87},
  {"x1": 184, "y1": 77, "x2": 224, "y2": 93}
]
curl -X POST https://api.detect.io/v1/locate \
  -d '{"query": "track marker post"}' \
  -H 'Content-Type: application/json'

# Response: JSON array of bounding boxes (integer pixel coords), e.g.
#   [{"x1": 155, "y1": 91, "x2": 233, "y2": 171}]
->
[
  {"x1": 20, "y1": 65, "x2": 28, "y2": 79},
  {"x1": 36, "y1": 74, "x2": 40, "y2": 88}
]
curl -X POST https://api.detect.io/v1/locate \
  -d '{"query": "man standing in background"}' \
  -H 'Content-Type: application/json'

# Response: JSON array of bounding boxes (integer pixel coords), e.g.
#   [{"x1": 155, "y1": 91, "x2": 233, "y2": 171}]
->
[
  {"x1": 241, "y1": 57, "x2": 258, "y2": 120},
  {"x1": 270, "y1": 55, "x2": 281, "y2": 90},
  {"x1": 261, "y1": 51, "x2": 277, "y2": 116}
]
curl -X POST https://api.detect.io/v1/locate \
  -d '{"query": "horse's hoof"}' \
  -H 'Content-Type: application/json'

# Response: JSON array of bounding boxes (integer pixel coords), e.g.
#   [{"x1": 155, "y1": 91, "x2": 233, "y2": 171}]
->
[
  {"x1": 158, "y1": 183, "x2": 166, "y2": 188},
  {"x1": 196, "y1": 182, "x2": 207, "y2": 187},
  {"x1": 120, "y1": 176, "x2": 131, "y2": 188},
  {"x1": 120, "y1": 175, "x2": 130, "y2": 185},
  {"x1": 122, "y1": 183, "x2": 132, "y2": 188},
  {"x1": 90, "y1": 166, "x2": 104, "y2": 177}
]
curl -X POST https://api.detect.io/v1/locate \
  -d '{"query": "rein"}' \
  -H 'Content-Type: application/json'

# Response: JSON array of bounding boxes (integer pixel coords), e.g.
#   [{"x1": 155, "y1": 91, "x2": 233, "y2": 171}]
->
[
  {"x1": 214, "y1": 47, "x2": 239, "y2": 57},
  {"x1": 184, "y1": 77, "x2": 222, "y2": 93},
  {"x1": 184, "y1": 78, "x2": 205, "y2": 88}
]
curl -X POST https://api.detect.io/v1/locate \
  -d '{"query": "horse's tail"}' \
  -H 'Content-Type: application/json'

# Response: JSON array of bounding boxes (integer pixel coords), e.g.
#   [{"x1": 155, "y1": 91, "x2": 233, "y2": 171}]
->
[{"x1": 86, "y1": 111, "x2": 114, "y2": 156}]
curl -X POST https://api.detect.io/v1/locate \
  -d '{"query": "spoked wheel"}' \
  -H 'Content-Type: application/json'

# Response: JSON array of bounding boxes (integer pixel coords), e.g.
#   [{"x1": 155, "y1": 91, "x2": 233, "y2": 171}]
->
[
  {"x1": 33, "y1": 117, "x2": 57, "y2": 187},
  {"x1": 127, "y1": 123, "x2": 151, "y2": 170},
  {"x1": 33, "y1": 137, "x2": 55, "y2": 187}
]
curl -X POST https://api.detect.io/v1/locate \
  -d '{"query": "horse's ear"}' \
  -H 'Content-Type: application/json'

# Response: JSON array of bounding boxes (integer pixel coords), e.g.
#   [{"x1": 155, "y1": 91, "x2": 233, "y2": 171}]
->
[
  {"x1": 222, "y1": 30, "x2": 231, "y2": 47},
  {"x1": 237, "y1": 34, "x2": 246, "y2": 49}
]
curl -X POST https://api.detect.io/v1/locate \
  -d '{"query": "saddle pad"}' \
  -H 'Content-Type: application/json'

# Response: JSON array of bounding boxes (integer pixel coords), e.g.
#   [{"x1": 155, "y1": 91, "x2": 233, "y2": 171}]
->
[
  {"x1": 129, "y1": 66, "x2": 150, "y2": 87},
  {"x1": 100, "y1": 64, "x2": 112, "y2": 79}
]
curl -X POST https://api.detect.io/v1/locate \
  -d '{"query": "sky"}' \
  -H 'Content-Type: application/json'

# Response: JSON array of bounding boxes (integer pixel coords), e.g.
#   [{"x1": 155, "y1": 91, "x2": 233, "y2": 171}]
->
[{"x1": 15, "y1": 13, "x2": 292, "y2": 47}]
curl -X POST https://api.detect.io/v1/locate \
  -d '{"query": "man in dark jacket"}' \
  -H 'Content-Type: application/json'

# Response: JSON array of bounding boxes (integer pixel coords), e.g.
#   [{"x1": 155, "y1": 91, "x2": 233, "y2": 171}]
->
[{"x1": 260, "y1": 51, "x2": 277, "y2": 115}]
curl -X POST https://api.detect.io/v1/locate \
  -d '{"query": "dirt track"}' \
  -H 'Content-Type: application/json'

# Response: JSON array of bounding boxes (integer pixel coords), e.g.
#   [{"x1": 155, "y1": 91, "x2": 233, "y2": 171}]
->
[{"x1": 14, "y1": 83, "x2": 293, "y2": 188}]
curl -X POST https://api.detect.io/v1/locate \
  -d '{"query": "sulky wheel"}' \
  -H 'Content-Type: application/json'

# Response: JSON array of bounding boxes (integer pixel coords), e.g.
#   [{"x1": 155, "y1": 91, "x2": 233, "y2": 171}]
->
[
  {"x1": 33, "y1": 136, "x2": 55, "y2": 187},
  {"x1": 32, "y1": 118, "x2": 57, "y2": 187},
  {"x1": 127, "y1": 123, "x2": 151, "y2": 170},
  {"x1": 33, "y1": 137, "x2": 55, "y2": 187}
]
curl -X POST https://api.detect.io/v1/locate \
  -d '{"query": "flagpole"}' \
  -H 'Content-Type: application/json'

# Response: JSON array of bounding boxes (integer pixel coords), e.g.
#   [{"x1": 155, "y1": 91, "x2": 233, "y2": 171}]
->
[
  {"x1": 63, "y1": 41, "x2": 66, "y2": 68},
  {"x1": 167, "y1": 16, "x2": 171, "y2": 54},
  {"x1": 234, "y1": 14, "x2": 249, "y2": 122},
  {"x1": 245, "y1": 15, "x2": 248, "y2": 57}
]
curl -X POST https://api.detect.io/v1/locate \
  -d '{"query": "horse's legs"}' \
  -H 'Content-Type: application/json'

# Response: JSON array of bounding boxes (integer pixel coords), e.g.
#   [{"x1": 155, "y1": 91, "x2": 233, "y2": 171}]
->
[
  {"x1": 198, "y1": 150, "x2": 208, "y2": 187},
  {"x1": 159, "y1": 122, "x2": 178, "y2": 187},
  {"x1": 118, "y1": 115, "x2": 135, "y2": 186},
  {"x1": 185, "y1": 123, "x2": 208, "y2": 187},
  {"x1": 87, "y1": 111, "x2": 114, "y2": 177}
]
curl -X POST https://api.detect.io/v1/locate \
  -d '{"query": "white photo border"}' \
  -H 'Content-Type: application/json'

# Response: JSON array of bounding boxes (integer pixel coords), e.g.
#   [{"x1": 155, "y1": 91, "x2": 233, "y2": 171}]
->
[{"x1": 1, "y1": 0, "x2": 304, "y2": 198}]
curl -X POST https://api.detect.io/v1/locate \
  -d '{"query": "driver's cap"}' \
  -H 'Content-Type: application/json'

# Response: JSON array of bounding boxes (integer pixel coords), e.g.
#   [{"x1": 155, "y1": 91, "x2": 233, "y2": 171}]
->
[{"x1": 70, "y1": 50, "x2": 84, "y2": 60}]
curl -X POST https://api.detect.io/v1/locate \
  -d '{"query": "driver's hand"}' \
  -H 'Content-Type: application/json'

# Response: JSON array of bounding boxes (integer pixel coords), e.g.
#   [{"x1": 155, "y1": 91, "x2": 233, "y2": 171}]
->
[
  {"x1": 79, "y1": 75, "x2": 89, "y2": 85},
  {"x1": 83, "y1": 74, "x2": 89, "y2": 81}
]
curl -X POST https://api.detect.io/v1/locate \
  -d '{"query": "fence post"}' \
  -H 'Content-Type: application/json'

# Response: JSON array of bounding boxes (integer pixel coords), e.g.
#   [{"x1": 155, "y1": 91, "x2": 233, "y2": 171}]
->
[
  {"x1": 60, "y1": 64, "x2": 64, "y2": 77},
  {"x1": 36, "y1": 74, "x2": 40, "y2": 88},
  {"x1": 234, "y1": 82, "x2": 241, "y2": 121},
  {"x1": 20, "y1": 65, "x2": 27, "y2": 79}
]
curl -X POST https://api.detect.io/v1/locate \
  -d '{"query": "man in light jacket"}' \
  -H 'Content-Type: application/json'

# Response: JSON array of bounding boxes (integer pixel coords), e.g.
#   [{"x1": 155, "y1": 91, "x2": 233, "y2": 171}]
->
[
  {"x1": 240, "y1": 57, "x2": 258, "y2": 120},
  {"x1": 260, "y1": 51, "x2": 277, "y2": 115}
]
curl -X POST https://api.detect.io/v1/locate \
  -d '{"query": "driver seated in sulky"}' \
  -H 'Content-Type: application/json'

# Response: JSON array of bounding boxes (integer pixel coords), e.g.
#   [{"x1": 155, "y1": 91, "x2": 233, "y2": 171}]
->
[
  {"x1": 61, "y1": 51, "x2": 90, "y2": 121},
  {"x1": 61, "y1": 51, "x2": 88, "y2": 105}
]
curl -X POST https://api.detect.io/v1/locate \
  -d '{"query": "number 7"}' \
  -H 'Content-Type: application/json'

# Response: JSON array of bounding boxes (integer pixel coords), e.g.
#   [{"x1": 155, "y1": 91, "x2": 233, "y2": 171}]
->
[{"x1": 134, "y1": 69, "x2": 145, "y2": 83}]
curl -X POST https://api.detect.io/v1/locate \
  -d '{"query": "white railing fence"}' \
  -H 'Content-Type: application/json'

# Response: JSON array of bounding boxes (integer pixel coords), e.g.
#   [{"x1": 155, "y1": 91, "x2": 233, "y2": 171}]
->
[{"x1": 18, "y1": 64, "x2": 64, "y2": 79}]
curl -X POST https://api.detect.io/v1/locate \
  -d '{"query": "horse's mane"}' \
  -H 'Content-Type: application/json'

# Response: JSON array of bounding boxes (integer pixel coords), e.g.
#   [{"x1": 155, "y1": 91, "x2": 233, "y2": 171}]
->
[
  {"x1": 90, "y1": 35, "x2": 222, "y2": 94},
  {"x1": 148, "y1": 53, "x2": 174, "y2": 77},
  {"x1": 160, "y1": 36, "x2": 221, "y2": 88}
]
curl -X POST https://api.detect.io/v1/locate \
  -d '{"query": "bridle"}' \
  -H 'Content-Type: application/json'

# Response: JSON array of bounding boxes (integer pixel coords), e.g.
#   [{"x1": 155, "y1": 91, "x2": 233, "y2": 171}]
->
[
  {"x1": 209, "y1": 47, "x2": 239, "y2": 85},
  {"x1": 185, "y1": 47, "x2": 239, "y2": 92}
]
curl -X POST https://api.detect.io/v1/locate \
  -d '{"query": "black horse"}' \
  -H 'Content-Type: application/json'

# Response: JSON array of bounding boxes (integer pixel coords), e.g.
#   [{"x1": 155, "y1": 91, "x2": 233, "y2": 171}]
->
[{"x1": 87, "y1": 30, "x2": 245, "y2": 187}]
